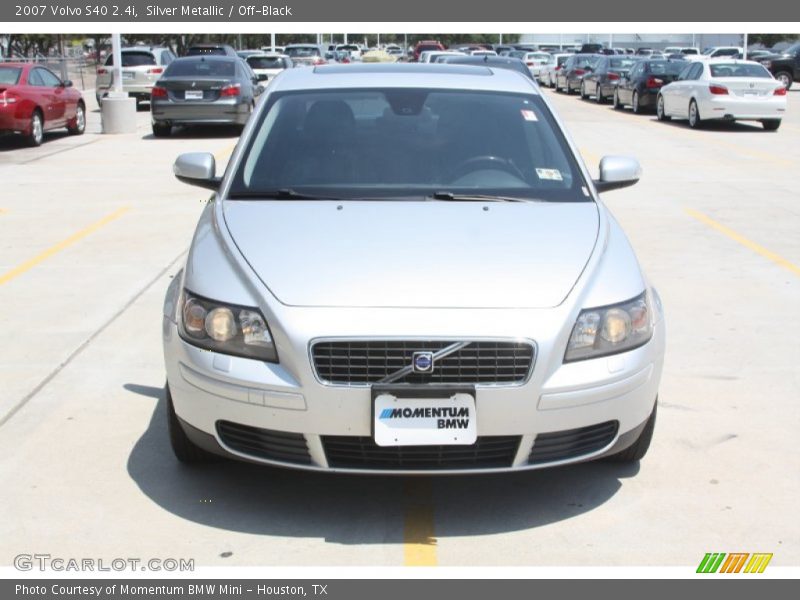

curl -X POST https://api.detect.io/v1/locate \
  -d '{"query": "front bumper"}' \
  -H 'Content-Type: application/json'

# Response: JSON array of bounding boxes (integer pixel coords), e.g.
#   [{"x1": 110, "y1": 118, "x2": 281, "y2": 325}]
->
[
  {"x1": 151, "y1": 98, "x2": 250, "y2": 125},
  {"x1": 163, "y1": 313, "x2": 665, "y2": 474}
]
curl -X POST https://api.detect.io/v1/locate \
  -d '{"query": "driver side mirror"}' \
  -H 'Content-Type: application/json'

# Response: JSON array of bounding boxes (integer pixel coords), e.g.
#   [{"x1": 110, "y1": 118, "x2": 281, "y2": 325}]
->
[
  {"x1": 60, "y1": 80, "x2": 73, "y2": 88},
  {"x1": 173, "y1": 152, "x2": 220, "y2": 191},
  {"x1": 593, "y1": 155, "x2": 641, "y2": 192}
]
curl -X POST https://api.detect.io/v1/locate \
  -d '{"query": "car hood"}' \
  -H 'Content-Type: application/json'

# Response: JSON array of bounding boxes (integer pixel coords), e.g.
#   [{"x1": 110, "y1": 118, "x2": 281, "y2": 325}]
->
[{"x1": 223, "y1": 200, "x2": 599, "y2": 308}]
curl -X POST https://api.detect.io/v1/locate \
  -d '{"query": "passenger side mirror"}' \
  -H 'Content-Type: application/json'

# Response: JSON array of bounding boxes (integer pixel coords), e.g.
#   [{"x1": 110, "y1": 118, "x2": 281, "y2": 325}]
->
[
  {"x1": 593, "y1": 155, "x2": 641, "y2": 192},
  {"x1": 173, "y1": 152, "x2": 221, "y2": 191},
  {"x1": 60, "y1": 80, "x2": 73, "y2": 87}
]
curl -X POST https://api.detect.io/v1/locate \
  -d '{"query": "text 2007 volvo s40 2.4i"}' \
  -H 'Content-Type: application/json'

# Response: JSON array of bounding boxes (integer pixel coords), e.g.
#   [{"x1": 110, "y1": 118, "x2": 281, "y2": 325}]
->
[{"x1": 162, "y1": 64, "x2": 665, "y2": 474}]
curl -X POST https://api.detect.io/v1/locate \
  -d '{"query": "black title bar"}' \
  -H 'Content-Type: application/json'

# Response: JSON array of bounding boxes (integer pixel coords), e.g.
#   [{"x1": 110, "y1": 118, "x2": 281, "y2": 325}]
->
[{"x1": 2, "y1": 0, "x2": 799, "y2": 22}]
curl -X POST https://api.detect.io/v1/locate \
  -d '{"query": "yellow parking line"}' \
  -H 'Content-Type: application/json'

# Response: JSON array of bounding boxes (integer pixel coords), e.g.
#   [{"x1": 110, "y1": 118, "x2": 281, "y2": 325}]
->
[
  {"x1": 214, "y1": 142, "x2": 238, "y2": 163},
  {"x1": 403, "y1": 479, "x2": 438, "y2": 566},
  {"x1": 0, "y1": 207, "x2": 131, "y2": 287},
  {"x1": 685, "y1": 208, "x2": 800, "y2": 278}
]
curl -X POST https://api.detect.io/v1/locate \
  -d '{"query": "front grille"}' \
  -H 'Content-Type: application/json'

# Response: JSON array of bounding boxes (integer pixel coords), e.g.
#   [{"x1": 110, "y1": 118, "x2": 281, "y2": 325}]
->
[
  {"x1": 217, "y1": 421, "x2": 312, "y2": 465},
  {"x1": 322, "y1": 435, "x2": 521, "y2": 470},
  {"x1": 528, "y1": 421, "x2": 618, "y2": 464},
  {"x1": 311, "y1": 340, "x2": 534, "y2": 385}
]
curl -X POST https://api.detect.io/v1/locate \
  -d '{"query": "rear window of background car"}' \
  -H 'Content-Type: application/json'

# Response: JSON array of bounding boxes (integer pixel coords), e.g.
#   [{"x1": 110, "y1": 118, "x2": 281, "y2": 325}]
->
[
  {"x1": 247, "y1": 57, "x2": 287, "y2": 69},
  {"x1": 105, "y1": 51, "x2": 157, "y2": 67},
  {"x1": 710, "y1": 63, "x2": 771, "y2": 78},
  {"x1": 164, "y1": 59, "x2": 236, "y2": 77},
  {"x1": 649, "y1": 61, "x2": 686, "y2": 75},
  {"x1": 610, "y1": 58, "x2": 636, "y2": 69},
  {"x1": 0, "y1": 66, "x2": 22, "y2": 85}
]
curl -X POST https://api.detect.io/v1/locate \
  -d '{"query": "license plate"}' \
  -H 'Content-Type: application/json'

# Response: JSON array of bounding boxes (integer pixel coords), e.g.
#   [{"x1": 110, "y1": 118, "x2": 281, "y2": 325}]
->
[
  {"x1": 373, "y1": 389, "x2": 477, "y2": 447},
  {"x1": 121, "y1": 71, "x2": 134, "y2": 80},
  {"x1": 184, "y1": 90, "x2": 203, "y2": 100}
]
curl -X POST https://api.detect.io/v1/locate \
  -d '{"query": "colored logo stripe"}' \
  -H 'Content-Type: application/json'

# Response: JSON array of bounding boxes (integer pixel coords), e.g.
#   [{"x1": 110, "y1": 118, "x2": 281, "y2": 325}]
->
[
  {"x1": 697, "y1": 552, "x2": 773, "y2": 573},
  {"x1": 697, "y1": 553, "x2": 726, "y2": 573},
  {"x1": 744, "y1": 553, "x2": 773, "y2": 573}
]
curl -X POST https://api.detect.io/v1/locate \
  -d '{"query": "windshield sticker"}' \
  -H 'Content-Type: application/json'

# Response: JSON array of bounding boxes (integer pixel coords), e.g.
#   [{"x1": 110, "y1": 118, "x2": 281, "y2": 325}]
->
[
  {"x1": 521, "y1": 109, "x2": 538, "y2": 121},
  {"x1": 536, "y1": 168, "x2": 563, "y2": 181}
]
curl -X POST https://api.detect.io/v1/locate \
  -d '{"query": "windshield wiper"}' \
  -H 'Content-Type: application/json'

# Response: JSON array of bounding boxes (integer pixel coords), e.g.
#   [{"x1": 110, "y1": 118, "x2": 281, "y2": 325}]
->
[
  {"x1": 427, "y1": 191, "x2": 531, "y2": 203},
  {"x1": 228, "y1": 188, "x2": 341, "y2": 200}
]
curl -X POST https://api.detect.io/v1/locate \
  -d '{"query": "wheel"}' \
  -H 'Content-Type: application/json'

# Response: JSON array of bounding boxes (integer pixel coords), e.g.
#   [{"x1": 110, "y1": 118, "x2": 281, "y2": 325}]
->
[
  {"x1": 774, "y1": 71, "x2": 792, "y2": 90},
  {"x1": 166, "y1": 384, "x2": 212, "y2": 464},
  {"x1": 565, "y1": 81, "x2": 573, "y2": 95},
  {"x1": 688, "y1": 99, "x2": 702, "y2": 129},
  {"x1": 761, "y1": 119, "x2": 781, "y2": 131},
  {"x1": 606, "y1": 402, "x2": 657, "y2": 463},
  {"x1": 152, "y1": 121, "x2": 172, "y2": 137},
  {"x1": 67, "y1": 102, "x2": 86, "y2": 135},
  {"x1": 632, "y1": 91, "x2": 642, "y2": 114},
  {"x1": 580, "y1": 81, "x2": 588, "y2": 99},
  {"x1": 613, "y1": 89, "x2": 623, "y2": 110},
  {"x1": 656, "y1": 94, "x2": 670, "y2": 121},
  {"x1": 26, "y1": 110, "x2": 44, "y2": 146},
  {"x1": 595, "y1": 85, "x2": 605, "y2": 104}
]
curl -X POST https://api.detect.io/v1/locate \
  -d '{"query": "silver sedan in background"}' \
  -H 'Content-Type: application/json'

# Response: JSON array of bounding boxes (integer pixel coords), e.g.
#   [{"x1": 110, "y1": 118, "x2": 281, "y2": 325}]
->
[
  {"x1": 163, "y1": 64, "x2": 665, "y2": 474},
  {"x1": 150, "y1": 56, "x2": 262, "y2": 137}
]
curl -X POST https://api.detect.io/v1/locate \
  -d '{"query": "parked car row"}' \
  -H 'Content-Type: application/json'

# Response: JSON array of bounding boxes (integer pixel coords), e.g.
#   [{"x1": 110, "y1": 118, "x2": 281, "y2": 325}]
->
[{"x1": 547, "y1": 52, "x2": 789, "y2": 131}]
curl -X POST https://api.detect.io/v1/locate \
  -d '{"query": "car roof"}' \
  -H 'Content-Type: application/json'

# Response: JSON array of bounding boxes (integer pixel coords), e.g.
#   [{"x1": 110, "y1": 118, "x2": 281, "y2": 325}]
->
[
  {"x1": 269, "y1": 63, "x2": 538, "y2": 94},
  {"x1": 246, "y1": 52, "x2": 289, "y2": 58}
]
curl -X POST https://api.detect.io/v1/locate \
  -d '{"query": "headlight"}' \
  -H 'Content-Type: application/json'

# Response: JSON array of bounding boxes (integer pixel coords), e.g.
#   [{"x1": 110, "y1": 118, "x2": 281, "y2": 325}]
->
[
  {"x1": 178, "y1": 290, "x2": 278, "y2": 362},
  {"x1": 564, "y1": 291, "x2": 653, "y2": 362}
]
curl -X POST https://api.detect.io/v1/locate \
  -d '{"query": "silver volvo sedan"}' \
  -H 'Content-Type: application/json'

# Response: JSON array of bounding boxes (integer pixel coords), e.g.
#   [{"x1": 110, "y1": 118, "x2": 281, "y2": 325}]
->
[{"x1": 162, "y1": 64, "x2": 665, "y2": 474}]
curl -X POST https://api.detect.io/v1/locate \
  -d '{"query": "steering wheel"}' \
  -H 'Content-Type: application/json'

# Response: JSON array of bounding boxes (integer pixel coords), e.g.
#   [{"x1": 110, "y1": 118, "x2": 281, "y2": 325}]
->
[{"x1": 445, "y1": 155, "x2": 526, "y2": 184}]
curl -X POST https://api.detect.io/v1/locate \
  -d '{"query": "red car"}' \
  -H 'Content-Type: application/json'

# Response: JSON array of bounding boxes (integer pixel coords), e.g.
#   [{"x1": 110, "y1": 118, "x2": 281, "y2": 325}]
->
[{"x1": 0, "y1": 62, "x2": 86, "y2": 146}]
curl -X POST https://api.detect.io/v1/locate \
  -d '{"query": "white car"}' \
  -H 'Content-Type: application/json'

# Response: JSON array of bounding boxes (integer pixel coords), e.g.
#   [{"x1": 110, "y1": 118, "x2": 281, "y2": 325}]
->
[
  {"x1": 522, "y1": 52, "x2": 551, "y2": 77},
  {"x1": 664, "y1": 47, "x2": 699, "y2": 56},
  {"x1": 419, "y1": 50, "x2": 463, "y2": 63},
  {"x1": 244, "y1": 53, "x2": 293, "y2": 86},
  {"x1": 656, "y1": 59, "x2": 787, "y2": 130},
  {"x1": 335, "y1": 44, "x2": 362, "y2": 60},
  {"x1": 687, "y1": 46, "x2": 743, "y2": 61},
  {"x1": 470, "y1": 50, "x2": 498, "y2": 57},
  {"x1": 539, "y1": 53, "x2": 571, "y2": 87}
]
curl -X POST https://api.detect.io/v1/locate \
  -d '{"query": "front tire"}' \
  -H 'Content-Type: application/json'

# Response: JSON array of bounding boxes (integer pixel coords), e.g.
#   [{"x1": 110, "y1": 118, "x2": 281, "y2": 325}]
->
[
  {"x1": 580, "y1": 81, "x2": 588, "y2": 99},
  {"x1": 167, "y1": 384, "x2": 212, "y2": 464},
  {"x1": 595, "y1": 85, "x2": 605, "y2": 103},
  {"x1": 761, "y1": 119, "x2": 781, "y2": 131},
  {"x1": 67, "y1": 102, "x2": 86, "y2": 135},
  {"x1": 688, "y1": 99, "x2": 702, "y2": 129},
  {"x1": 613, "y1": 89, "x2": 623, "y2": 110},
  {"x1": 606, "y1": 402, "x2": 657, "y2": 463}
]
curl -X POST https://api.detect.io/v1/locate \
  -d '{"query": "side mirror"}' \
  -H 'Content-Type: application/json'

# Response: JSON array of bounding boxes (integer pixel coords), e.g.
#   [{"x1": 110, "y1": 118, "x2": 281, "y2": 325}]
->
[
  {"x1": 173, "y1": 152, "x2": 220, "y2": 190},
  {"x1": 61, "y1": 80, "x2": 73, "y2": 88},
  {"x1": 257, "y1": 73, "x2": 268, "y2": 81},
  {"x1": 593, "y1": 155, "x2": 641, "y2": 192}
]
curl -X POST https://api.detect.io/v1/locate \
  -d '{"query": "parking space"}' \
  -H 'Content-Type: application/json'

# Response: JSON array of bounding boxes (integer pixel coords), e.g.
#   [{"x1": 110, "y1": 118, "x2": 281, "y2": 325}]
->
[{"x1": 0, "y1": 85, "x2": 798, "y2": 567}]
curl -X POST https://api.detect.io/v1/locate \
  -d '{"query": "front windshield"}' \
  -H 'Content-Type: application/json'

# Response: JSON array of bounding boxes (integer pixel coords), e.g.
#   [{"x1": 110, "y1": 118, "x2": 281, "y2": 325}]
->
[{"x1": 229, "y1": 88, "x2": 588, "y2": 202}]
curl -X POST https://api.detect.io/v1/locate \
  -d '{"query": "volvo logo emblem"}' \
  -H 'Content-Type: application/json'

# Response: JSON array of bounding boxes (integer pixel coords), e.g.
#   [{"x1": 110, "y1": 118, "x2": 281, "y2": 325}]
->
[{"x1": 412, "y1": 351, "x2": 434, "y2": 373}]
